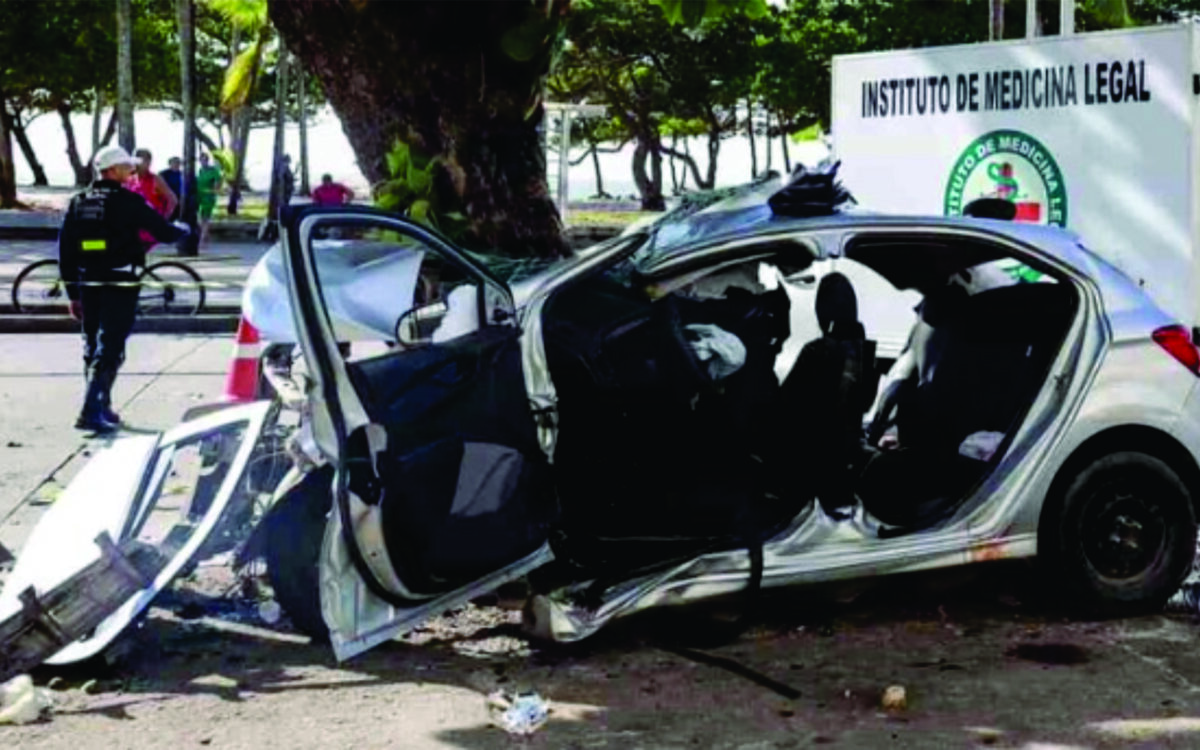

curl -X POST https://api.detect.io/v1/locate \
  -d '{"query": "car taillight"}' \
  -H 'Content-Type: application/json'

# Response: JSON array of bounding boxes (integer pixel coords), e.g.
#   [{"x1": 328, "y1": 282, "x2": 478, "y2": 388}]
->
[{"x1": 1153, "y1": 325, "x2": 1200, "y2": 376}]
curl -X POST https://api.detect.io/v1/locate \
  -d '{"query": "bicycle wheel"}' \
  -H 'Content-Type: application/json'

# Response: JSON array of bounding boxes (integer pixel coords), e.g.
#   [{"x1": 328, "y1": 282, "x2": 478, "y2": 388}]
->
[
  {"x1": 139, "y1": 261, "x2": 205, "y2": 316},
  {"x1": 11, "y1": 259, "x2": 66, "y2": 314}
]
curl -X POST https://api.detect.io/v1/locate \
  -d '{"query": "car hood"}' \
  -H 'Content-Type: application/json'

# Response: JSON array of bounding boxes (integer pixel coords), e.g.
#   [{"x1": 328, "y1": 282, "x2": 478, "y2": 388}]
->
[{"x1": 0, "y1": 402, "x2": 272, "y2": 665}]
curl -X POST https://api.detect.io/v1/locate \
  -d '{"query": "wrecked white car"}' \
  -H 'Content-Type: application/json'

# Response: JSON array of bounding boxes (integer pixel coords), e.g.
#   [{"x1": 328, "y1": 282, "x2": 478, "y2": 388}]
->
[{"x1": 6, "y1": 167, "x2": 1200, "y2": 668}]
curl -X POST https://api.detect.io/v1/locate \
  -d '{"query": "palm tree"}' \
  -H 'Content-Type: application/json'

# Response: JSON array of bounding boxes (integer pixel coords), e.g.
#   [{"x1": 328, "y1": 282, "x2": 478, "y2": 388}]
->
[
  {"x1": 208, "y1": 0, "x2": 270, "y2": 215},
  {"x1": 0, "y1": 88, "x2": 16, "y2": 208},
  {"x1": 178, "y1": 0, "x2": 199, "y2": 255},
  {"x1": 264, "y1": 46, "x2": 288, "y2": 240},
  {"x1": 116, "y1": 0, "x2": 135, "y2": 151},
  {"x1": 297, "y1": 65, "x2": 310, "y2": 197}
]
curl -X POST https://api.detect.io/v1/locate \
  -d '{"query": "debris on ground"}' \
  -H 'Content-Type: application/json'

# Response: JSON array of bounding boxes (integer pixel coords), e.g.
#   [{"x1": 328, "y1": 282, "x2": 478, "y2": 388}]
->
[
  {"x1": 881, "y1": 685, "x2": 907, "y2": 711},
  {"x1": 1167, "y1": 582, "x2": 1200, "y2": 614},
  {"x1": 256, "y1": 599, "x2": 281, "y2": 625},
  {"x1": 27, "y1": 481, "x2": 63, "y2": 507},
  {"x1": 486, "y1": 689, "x2": 551, "y2": 735},
  {"x1": 0, "y1": 674, "x2": 53, "y2": 725}
]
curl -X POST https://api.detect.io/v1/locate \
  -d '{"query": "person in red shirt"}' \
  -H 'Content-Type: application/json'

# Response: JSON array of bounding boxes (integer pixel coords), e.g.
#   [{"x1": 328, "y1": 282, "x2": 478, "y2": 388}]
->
[
  {"x1": 127, "y1": 149, "x2": 177, "y2": 251},
  {"x1": 311, "y1": 174, "x2": 355, "y2": 206}
]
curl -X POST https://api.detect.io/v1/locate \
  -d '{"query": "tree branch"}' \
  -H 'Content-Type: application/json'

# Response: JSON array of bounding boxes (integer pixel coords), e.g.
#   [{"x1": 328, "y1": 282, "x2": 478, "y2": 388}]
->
[{"x1": 659, "y1": 145, "x2": 710, "y2": 189}]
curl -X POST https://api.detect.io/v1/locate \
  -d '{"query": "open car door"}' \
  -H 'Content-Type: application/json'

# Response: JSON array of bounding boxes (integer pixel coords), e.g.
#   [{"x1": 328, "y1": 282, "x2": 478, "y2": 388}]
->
[{"x1": 283, "y1": 206, "x2": 556, "y2": 660}]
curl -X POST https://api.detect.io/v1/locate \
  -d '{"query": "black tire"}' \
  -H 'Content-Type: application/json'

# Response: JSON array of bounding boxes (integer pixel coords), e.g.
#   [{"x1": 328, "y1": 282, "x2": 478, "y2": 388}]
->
[
  {"x1": 263, "y1": 466, "x2": 333, "y2": 642},
  {"x1": 1039, "y1": 451, "x2": 1198, "y2": 614},
  {"x1": 11, "y1": 259, "x2": 65, "y2": 314},
  {"x1": 139, "y1": 260, "x2": 205, "y2": 316}
]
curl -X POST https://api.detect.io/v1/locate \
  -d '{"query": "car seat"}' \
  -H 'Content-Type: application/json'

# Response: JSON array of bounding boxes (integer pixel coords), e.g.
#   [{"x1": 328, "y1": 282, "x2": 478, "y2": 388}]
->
[
  {"x1": 774, "y1": 272, "x2": 877, "y2": 515},
  {"x1": 860, "y1": 281, "x2": 1073, "y2": 529}
]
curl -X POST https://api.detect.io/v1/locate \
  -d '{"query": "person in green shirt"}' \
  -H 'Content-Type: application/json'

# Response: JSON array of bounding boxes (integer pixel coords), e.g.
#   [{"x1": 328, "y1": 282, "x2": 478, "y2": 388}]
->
[{"x1": 196, "y1": 152, "x2": 223, "y2": 249}]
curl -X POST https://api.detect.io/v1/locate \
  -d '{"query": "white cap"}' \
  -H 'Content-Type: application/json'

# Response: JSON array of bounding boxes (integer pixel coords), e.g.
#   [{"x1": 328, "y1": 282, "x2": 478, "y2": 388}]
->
[{"x1": 93, "y1": 145, "x2": 139, "y2": 172}]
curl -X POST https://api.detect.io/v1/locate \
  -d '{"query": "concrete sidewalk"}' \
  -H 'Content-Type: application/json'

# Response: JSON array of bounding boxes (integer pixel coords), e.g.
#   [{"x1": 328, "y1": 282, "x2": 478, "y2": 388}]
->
[
  {"x1": 0, "y1": 238, "x2": 268, "y2": 332},
  {"x1": 0, "y1": 333, "x2": 233, "y2": 556}
]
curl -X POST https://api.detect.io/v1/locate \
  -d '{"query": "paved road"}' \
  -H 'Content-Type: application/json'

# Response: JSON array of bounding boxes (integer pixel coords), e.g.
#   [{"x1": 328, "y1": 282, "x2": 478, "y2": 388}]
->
[
  {"x1": 3, "y1": 332, "x2": 1200, "y2": 747},
  {"x1": 0, "y1": 332, "x2": 231, "y2": 555},
  {"x1": 0, "y1": 239, "x2": 267, "y2": 311}
]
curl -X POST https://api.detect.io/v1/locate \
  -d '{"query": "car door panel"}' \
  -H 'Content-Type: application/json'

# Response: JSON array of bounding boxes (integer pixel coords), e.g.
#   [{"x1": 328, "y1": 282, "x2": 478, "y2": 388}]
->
[
  {"x1": 347, "y1": 327, "x2": 555, "y2": 593},
  {"x1": 283, "y1": 206, "x2": 552, "y2": 656}
]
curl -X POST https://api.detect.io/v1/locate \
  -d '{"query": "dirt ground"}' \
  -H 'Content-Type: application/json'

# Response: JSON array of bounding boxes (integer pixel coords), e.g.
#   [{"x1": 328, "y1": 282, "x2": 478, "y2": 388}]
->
[{"x1": 6, "y1": 561, "x2": 1200, "y2": 750}]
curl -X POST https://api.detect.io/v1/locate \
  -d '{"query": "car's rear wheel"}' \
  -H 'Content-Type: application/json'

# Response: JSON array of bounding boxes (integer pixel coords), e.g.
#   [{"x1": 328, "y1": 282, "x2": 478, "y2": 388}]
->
[
  {"x1": 263, "y1": 466, "x2": 333, "y2": 642},
  {"x1": 1040, "y1": 451, "x2": 1197, "y2": 613}
]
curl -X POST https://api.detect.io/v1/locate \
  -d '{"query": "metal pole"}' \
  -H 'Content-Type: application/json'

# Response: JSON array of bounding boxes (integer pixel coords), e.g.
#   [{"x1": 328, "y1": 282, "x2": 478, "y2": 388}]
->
[
  {"x1": 1061, "y1": 0, "x2": 1075, "y2": 35},
  {"x1": 1026, "y1": 0, "x2": 1037, "y2": 38},
  {"x1": 557, "y1": 109, "x2": 571, "y2": 224}
]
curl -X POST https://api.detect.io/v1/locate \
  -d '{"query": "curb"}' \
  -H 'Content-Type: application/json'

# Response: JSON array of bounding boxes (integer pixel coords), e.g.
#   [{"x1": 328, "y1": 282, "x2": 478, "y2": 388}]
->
[
  {"x1": 0, "y1": 305, "x2": 241, "y2": 316},
  {"x1": 0, "y1": 222, "x2": 265, "y2": 242},
  {"x1": 0, "y1": 315, "x2": 240, "y2": 335},
  {"x1": 0, "y1": 223, "x2": 622, "y2": 245}
]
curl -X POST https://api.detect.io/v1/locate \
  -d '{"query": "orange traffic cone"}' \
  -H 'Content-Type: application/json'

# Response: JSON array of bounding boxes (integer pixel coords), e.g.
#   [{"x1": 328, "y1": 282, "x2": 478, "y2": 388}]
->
[{"x1": 223, "y1": 317, "x2": 262, "y2": 402}]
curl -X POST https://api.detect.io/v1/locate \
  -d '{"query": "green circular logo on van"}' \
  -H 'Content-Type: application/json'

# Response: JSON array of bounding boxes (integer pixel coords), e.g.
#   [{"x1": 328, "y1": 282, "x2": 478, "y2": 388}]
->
[{"x1": 944, "y1": 129, "x2": 1067, "y2": 227}]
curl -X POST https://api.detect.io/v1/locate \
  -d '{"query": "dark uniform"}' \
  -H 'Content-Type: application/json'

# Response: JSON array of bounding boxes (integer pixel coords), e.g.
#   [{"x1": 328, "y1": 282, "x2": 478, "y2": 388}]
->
[{"x1": 58, "y1": 179, "x2": 187, "y2": 429}]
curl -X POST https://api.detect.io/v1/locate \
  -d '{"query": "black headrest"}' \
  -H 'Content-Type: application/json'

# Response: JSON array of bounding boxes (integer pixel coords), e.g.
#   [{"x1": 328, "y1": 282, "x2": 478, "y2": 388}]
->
[
  {"x1": 959, "y1": 282, "x2": 1071, "y2": 340},
  {"x1": 919, "y1": 283, "x2": 969, "y2": 328},
  {"x1": 963, "y1": 198, "x2": 1017, "y2": 221},
  {"x1": 816, "y1": 272, "x2": 858, "y2": 336}
]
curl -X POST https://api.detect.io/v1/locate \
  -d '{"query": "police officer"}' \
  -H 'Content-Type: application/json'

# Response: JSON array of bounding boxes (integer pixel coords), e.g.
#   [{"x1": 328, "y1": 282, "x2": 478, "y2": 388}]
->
[{"x1": 59, "y1": 146, "x2": 189, "y2": 433}]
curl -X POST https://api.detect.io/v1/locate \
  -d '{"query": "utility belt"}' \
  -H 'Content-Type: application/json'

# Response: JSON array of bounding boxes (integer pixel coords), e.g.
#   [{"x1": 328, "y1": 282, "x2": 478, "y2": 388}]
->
[
  {"x1": 78, "y1": 237, "x2": 144, "y2": 278},
  {"x1": 79, "y1": 264, "x2": 142, "y2": 277}
]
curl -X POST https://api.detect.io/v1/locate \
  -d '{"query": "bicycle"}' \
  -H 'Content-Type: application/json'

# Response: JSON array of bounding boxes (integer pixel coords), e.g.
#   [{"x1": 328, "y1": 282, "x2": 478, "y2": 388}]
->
[{"x1": 11, "y1": 258, "x2": 206, "y2": 316}]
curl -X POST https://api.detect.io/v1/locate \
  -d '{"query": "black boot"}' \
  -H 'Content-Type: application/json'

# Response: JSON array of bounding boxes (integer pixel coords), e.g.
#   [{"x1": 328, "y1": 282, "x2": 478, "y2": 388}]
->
[
  {"x1": 75, "y1": 366, "x2": 119, "y2": 434},
  {"x1": 100, "y1": 370, "x2": 121, "y2": 425}
]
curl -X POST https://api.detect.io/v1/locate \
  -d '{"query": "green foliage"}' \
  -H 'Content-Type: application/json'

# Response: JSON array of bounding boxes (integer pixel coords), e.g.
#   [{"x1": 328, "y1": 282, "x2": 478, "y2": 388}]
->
[
  {"x1": 374, "y1": 139, "x2": 467, "y2": 240},
  {"x1": 650, "y1": 0, "x2": 770, "y2": 26},
  {"x1": 1077, "y1": 0, "x2": 1134, "y2": 29},
  {"x1": 0, "y1": 0, "x2": 179, "y2": 110},
  {"x1": 221, "y1": 40, "x2": 265, "y2": 111},
  {"x1": 791, "y1": 122, "x2": 822, "y2": 142},
  {"x1": 204, "y1": 0, "x2": 273, "y2": 116},
  {"x1": 206, "y1": 0, "x2": 268, "y2": 30},
  {"x1": 210, "y1": 147, "x2": 237, "y2": 181}
]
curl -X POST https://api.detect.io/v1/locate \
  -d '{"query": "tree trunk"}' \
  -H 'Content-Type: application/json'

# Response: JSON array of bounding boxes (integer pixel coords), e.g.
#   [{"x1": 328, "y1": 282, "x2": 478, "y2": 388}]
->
[
  {"x1": 4, "y1": 105, "x2": 48, "y2": 186},
  {"x1": 91, "y1": 90, "x2": 103, "y2": 155},
  {"x1": 649, "y1": 139, "x2": 663, "y2": 208},
  {"x1": 705, "y1": 125, "x2": 720, "y2": 188},
  {"x1": 667, "y1": 134, "x2": 679, "y2": 194},
  {"x1": 85, "y1": 109, "x2": 118, "y2": 173},
  {"x1": 178, "y1": 0, "x2": 199, "y2": 255},
  {"x1": 57, "y1": 103, "x2": 91, "y2": 187},
  {"x1": 746, "y1": 100, "x2": 758, "y2": 178},
  {"x1": 99, "y1": 112, "x2": 117, "y2": 150},
  {"x1": 195, "y1": 127, "x2": 221, "y2": 155},
  {"x1": 763, "y1": 111, "x2": 773, "y2": 173},
  {"x1": 271, "y1": 0, "x2": 570, "y2": 258},
  {"x1": 0, "y1": 88, "x2": 17, "y2": 208},
  {"x1": 589, "y1": 146, "x2": 609, "y2": 198},
  {"x1": 297, "y1": 65, "x2": 310, "y2": 196},
  {"x1": 227, "y1": 107, "x2": 252, "y2": 214},
  {"x1": 631, "y1": 135, "x2": 665, "y2": 211},
  {"x1": 116, "y1": 0, "x2": 136, "y2": 152},
  {"x1": 780, "y1": 114, "x2": 791, "y2": 174},
  {"x1": 661, "y1": 138, "x2": 712, "y2": 191},
  {"x1": 680, "y1": 138, "x2": 690, "y2": 191},
  {"x1": 990, "y1": 0, "x2": 1005, "y2": 40},
  {"x1": 226, "y1": 26, "x2": 257, "y2": 216},
  {"x1": 265, "y1": 47, "x2": 289, "y2": 237}
]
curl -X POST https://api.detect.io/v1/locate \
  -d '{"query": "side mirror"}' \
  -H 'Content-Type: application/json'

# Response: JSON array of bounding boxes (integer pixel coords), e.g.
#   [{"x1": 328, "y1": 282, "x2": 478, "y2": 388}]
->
[{"x1": 395, "y1": 301, "x2": 449, "y2": 348}]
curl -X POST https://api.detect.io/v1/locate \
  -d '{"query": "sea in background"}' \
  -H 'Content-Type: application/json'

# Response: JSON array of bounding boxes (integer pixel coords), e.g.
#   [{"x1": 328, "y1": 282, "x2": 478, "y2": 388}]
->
[{"x1": 12, "y1": 106, "x2": 830, "y2": 202}]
